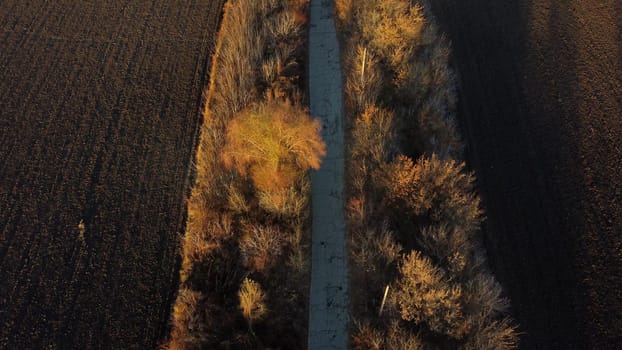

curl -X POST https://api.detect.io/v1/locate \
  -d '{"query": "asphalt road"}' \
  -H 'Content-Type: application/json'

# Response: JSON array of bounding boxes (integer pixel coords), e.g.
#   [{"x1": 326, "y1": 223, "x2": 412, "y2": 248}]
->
[{"x1": 307, "y1": 0, "x2": 349, "y2": 348}]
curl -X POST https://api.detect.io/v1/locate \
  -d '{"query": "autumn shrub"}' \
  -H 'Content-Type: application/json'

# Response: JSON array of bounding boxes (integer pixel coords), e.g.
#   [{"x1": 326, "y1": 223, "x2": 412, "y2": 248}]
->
[
  {"x1": 337, "y1": 0, "x2": 461, "y2": 158},
  {"x1": 168, "y1": 0, "x2": 315, "y2": 348},
  {"x1": 393, "y1": 250, "x2": 469, "y2": 338},
  {"x1": 383, "y1": 154, "x2": 482, "y2": 234},
  {"x1": 182, "y1": 229, "x2": 218, "y2": 266},
  {"x1": 226, "y1": 182, "x2": 250, "y2": 213},
  {"x1": 416, "y1": 224, "x2": 476, "y2": 279},
  {"x1": 355, "y1": 0, "x2": 425, "y2": 68},
  {"x1": 180, "y1": 204, "x2": 234, "y2": 283},
  {"x1": 239, "y1": 225, "x2": 286, "y2": 272},
  {"x1": 462, "y1": 317, "x2": 519, "y2": 350},
  {"x1": 339, "y1": 0, "x2": 518, "y2": 348},
  {"x1": 168, "y1": 289, "x2": 206, "y2": 349},
  {"x1": 335, "y1": 0, "x2": 353, "y2": 31},
  {"x1": 350, "y1": 224, "x2": 402, "y2": 285},
  {"x1": 258, "y1": 175, "x2": 310, "y2": 217},
  {"x1": 352, "y1": 320, "x2": 424, "y2": 350},
  {"x1": 287, "y1": 239, "x2": 309, "y2": 277},
  {"x1": 343, "y1": 45, "x2": 382, "y2": 115},
  {"x1": 239, "y1": 278, "x2": 268, "y2": 333},
  {"x1": 352, "y1": 321, "x2": 384, "y2": 350},
  {"x1": 350, "y1": 106, "x2": 395, "y2": 179},
  {"x1": 408, "y1": 98, "x2": 462, "y2": 158},
  {"x1": 349, "y1": 223, "x2": 402, "y2": 319},
  {"x1": 206, "y1": 0, "x2": 262, "y2": 119},
  {"x1": 384, "y1": 321, "x2": 425, "y2": 350}
]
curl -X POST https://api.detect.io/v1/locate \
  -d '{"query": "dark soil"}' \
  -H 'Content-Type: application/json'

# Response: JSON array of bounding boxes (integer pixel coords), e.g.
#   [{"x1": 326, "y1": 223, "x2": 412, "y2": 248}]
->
[
  {"x1": 429, "y1": 1, "x2": 622, "y2": 348},
  {"x1": 0, "y1": 1, "x2": 224, "y2": 348}
]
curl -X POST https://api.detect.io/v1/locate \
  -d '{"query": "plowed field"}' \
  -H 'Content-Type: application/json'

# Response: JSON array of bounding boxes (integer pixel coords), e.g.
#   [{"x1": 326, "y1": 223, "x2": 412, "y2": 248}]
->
[
  {"x1": 429, "y1": 1, "x2": 622, "y2": 348},
  {"x1": 0, "y1": 1, "x2": 224, "y2": 348}
]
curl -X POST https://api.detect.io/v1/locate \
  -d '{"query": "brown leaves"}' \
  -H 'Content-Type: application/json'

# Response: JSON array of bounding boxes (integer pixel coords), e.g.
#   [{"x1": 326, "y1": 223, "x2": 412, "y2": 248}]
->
[
  {"x1": 356, "y1": 0, "x2": 426, "y2": 68},
  {"x1": 394, "y1": 251, "x2": 469, "y2": 339},
  {"x1": 384, "y1": 154, "x2": 482, "y2": 234},
  {"x1": 339, "y1": 0, "x2": 518, "y2": 347}
]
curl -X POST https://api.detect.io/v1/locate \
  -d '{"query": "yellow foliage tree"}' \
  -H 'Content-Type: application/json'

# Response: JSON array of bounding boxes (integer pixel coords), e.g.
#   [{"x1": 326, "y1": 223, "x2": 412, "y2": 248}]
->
[
  {"x1": 238, "y1": 278, "x2": 267, "y2": 334},
  {"x1": 222, "y1": 100, "x2": 326, "y2": 193},
  {"x1": 356, "y1": 0, "x2": 425, "y2": 68}
]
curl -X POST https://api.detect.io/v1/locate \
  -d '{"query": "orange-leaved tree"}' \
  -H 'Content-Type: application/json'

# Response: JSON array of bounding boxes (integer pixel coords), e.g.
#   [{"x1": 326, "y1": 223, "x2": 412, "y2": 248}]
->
[
  {"x1": 383, "y1": 154, "x2": 482, "y2": 233},
  {"x1": 222, "y1": 100, "x2": 326, "y2": 192},
  {"x1": 393, "y1": 250, "x2": 468, "y2": 339}
]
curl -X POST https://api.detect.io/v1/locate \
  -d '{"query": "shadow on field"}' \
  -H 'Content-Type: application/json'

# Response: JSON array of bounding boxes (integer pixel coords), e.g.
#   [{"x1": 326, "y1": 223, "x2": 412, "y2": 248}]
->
[{"x1": 426, "y1": 0, "x2": 616, "y2": 348}]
